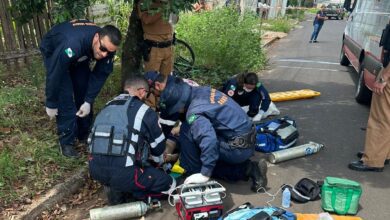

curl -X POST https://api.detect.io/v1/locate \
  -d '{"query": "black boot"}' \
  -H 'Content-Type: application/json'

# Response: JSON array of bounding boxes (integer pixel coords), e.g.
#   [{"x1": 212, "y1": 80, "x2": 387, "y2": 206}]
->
[
  {"x1": 246, "y1": 159, "x2": 268, "y2": 192},
  {"x1": 104, "y1": 186, "x2": 129, "y2": 205},
  {"x1": 59, "y1": 144, "x2": 79, "y2": 158}
]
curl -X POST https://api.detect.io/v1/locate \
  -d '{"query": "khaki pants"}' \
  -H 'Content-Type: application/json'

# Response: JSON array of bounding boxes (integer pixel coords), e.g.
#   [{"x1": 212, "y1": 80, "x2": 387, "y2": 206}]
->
[
  {"x1": 362, "y1": 81, "x2": 390, "y2": 167},
  {"x1": 144, "y1": 46, "x2": 174, "y2": 76}
]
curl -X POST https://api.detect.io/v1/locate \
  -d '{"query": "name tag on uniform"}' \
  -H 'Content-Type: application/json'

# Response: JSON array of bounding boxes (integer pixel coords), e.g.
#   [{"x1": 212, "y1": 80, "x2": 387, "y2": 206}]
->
[{"x1": 77, "y1": 56, "x2": 88, "y2": 62}]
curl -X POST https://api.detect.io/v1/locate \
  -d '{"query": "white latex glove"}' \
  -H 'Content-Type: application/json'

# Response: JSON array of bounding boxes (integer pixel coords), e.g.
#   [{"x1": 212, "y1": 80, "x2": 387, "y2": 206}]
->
[
  {"x1": 151, "y1": 154, "x2": 164, "y2": 166},
  {"x1": 46, "y1": 107, "x2": 58, "y2": 120},
  {"x1": 252, "y1": 110, "x2": 265, "y2": 122},
  {"x1": 76, "y1": 102, "x2": 91, "y2": 118},
  {"x1": 184, "y1": 173, "x2": 210, "y2": 184}
]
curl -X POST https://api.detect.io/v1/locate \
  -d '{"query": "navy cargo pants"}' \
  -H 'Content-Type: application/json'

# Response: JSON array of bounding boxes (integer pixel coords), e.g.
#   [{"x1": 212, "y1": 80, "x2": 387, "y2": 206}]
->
[
  {"x1": 89, "y1": 154, "x2": 173, "y2": 200},
  {"x1": 46, "y1": 59, "x2": 93, "y2": 146},
  {"x1": 178, "y1": 121, "x2": 253, "y2": 181}
]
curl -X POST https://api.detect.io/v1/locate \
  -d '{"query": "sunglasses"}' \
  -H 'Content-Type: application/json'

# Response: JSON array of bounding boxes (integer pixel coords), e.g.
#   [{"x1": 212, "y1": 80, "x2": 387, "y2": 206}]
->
[{"x1": 98, "y1": 39, "x2": 109, "y2": 53}]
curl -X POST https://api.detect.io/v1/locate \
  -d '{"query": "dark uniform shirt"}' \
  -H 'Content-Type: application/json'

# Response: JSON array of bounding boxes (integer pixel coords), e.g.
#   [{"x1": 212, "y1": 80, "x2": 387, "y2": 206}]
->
[
  {"x1": 222, "y1": 78, "x2": 271, "y2": 117},
  {"x1": 39, "y1": 20, "x2": 115, "y2": 108},
  {"x1": 185, "y1": 87, "x2": 253, "y2": 176},
  {"x1": 104, "y1": 94, "x2": 166, "y2": 166}
]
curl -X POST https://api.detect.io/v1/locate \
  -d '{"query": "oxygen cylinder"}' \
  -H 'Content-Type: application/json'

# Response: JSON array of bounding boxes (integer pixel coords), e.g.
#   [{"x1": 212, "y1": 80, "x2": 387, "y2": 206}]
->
[
  {"x1": 268, "y1": 142, "x2": 324, "y2": 164},
  {"x1": 90, "y1": 201, "x2": 149, "y2": 220}
]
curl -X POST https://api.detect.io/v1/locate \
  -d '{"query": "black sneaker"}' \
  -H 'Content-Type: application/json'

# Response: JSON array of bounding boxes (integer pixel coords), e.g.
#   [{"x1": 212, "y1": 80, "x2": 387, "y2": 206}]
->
[
  {"x1": 246, "y1": 159, "x2": 268, "y2": 192},
  {"x1": 313, "y1": 40, "x2": 319, "y2": 43},
  {"x1": 59, "y1": 144, "x2": 80, "y2": 158}
]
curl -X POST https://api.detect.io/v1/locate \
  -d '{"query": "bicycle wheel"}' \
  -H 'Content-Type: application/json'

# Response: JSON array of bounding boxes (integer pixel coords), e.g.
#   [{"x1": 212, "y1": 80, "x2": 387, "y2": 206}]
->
[{"x1": 174, "y1": 39, "x2": 195, "y2": 78}]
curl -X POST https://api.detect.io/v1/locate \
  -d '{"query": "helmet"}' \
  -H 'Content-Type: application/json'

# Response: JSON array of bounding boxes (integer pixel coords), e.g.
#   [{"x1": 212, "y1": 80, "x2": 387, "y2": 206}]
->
[{"x1": 159, "y1": 80, "x2": 191, "y2": 115}]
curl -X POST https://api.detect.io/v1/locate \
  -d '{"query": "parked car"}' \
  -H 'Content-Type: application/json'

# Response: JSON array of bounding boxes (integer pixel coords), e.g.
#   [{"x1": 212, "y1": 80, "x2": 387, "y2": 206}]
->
[
  {"x1": 324, "y1": 3, "x2": 344, "y2": 20},
  {"x1": 340, "y1": 0, "x2": 390, "y2": 104}
]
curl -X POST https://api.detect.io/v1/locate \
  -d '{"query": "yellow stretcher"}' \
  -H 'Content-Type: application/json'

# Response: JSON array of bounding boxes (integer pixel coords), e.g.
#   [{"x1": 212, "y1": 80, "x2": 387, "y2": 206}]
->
[
  {"x1": 270, "y1": 89, "x2": 321, "y2": 102},
  {"x1": 296, "y1": 213, "x2": 362, "y2": 220}
]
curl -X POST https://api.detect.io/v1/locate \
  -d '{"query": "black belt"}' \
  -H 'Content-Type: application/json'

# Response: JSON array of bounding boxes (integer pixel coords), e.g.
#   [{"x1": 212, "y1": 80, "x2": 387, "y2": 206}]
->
[
  {"x1": 144, "y1": 39, "x2": 173, "y2": 48},
  {"x1": 228, "y1": 126, "x2": 256, "y2": 149}
]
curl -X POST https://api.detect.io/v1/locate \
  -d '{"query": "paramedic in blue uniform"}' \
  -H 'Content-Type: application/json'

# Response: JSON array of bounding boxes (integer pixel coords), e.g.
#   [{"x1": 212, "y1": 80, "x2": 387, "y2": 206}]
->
[
  {"x1": 39, "y1": 20, "x2": 122, "y2": 158},
  {"x1": 159, "y1": 80, "x2": 268, "y2": 192},
  {"x1": 221, "y1": 72, "x2": 271, "y2": 121},
  {"x1": 89, "y1": 76, "x2": 175, "y2": 205}
]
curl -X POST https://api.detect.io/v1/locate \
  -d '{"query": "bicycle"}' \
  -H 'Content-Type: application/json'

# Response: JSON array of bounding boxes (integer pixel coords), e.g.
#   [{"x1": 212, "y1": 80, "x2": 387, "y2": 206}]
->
[{"x1": 173, "y1": 38, "x2": 195, "y2": 78}]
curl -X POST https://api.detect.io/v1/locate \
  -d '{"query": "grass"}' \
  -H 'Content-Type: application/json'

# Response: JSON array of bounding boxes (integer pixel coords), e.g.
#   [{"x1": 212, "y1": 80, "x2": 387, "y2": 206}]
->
[
  {"x1": 0, "y1": 58, "x2": 122, "y2": 208},
  {"x1": 261, "y1": 18, "x2": 294, "y2": 33}
]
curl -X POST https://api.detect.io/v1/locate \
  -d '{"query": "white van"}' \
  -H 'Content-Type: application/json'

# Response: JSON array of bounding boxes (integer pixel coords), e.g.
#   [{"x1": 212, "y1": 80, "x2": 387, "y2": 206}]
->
[{"x1": 340, "y1": 0, "x2": 390, "y2": 104}]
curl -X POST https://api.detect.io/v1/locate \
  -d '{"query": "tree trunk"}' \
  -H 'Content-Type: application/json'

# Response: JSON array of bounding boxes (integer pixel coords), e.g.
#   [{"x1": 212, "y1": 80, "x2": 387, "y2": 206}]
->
[{"x1": 121, "y1": 0, "x2": 144, "y2": 88}]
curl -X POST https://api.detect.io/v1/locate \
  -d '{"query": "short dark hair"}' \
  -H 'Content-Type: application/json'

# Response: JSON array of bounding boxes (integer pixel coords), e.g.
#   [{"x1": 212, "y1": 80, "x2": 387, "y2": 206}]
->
[
  {"x1": 124, "y1": 76, "x2": 149, "y2": 91},
  {"x1": 243, "y1": 72, "x2": 258, "y2": 85},
  {"x1": 98, "y1": 25, "x2": 122, "y2": 46}
]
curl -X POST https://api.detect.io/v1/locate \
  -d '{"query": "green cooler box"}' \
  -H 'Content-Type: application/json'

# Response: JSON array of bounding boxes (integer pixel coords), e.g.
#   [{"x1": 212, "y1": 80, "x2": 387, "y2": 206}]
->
[{"x1": 321, "y1": 177, "x2": 362, "y2": 215}]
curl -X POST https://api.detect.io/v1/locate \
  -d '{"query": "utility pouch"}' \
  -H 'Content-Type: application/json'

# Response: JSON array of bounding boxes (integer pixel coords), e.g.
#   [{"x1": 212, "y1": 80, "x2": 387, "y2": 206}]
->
[
  {"x1": 90, "y1": 125, "x2": 113, "y2": 155},
  {"x1": 141, "y1": 41, "x2": 152, "y2": 62},
  {"x1": 111, "y1": 129, "x2": 129, "y2": 156}
]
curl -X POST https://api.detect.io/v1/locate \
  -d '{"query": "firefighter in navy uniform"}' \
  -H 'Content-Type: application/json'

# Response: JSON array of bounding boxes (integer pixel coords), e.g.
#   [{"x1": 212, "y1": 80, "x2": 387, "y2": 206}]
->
[
  {"x1": 221, "y1": 72, "x2": 275, "y2": 122},
  {"x1": 88, "y1": 77, "x2": 175, "y2": 205},
  {"x1": 159, "y1": 80, "x2": 268, "y2": 192},
  {"x1": 39, "y1": 20, "x2": 122, "y2": 158}
]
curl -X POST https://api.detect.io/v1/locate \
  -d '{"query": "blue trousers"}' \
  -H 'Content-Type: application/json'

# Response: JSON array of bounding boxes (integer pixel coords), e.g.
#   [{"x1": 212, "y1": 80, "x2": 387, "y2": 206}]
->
[
  {"x1": 56, "y1": 61, "x2": 93, "y2": 146},
  {"x1": 310, "y1": 23, "x2": 323, "y2": 41},
  {"x1": 179, "y1": 121, "x2": 254, "y2": 181},
  {"x1": 89, "y1": 155, "x2": 173, "y2": 200}
]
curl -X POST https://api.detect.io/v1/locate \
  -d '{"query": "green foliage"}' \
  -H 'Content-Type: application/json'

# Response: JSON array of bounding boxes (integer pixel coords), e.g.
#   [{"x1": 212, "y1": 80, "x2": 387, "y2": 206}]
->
[
  {"x1": 51, "y1": 0, "x2": 94, "y2": 24},
  {"x1": 0, "y1": 151, "x2": 20, "y2": 192},
  {"x1": 10, "y1": 0, "x2": 46, "y2": 24},
  {"x1": 176, "y1": 8, "x2": 266, "y2": 86},
  {"x1": 140, "y1": 0, "x2": 198, "y2": 20},
  {"x1": 262, "y1": 18, "x2": 293, "y2": 33},
  {"x1": 21, "y1": 57, "x2": 46, "y2": 89},
  {"x1": 286, "y1": 8, "x2": 305, "y2": 21},
  {"x1": 307, "y1": 7, "x2": 319, "y2": 14},
  {"x1": 105, "y1": 0, "x2": 133, "y2": 35}
]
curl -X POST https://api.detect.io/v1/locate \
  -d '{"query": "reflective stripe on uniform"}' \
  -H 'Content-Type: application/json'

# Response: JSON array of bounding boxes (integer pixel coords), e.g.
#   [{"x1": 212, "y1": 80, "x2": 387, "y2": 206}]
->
[
  {"x1": 158, "y1": 118, "x2": 176, "y2": 126},
  {"x1": 150, "y1": 133, "x2": 165, "y2": 149},
  {"x1": 126, "y1": 104, "x2": 149, "y2": 167}
]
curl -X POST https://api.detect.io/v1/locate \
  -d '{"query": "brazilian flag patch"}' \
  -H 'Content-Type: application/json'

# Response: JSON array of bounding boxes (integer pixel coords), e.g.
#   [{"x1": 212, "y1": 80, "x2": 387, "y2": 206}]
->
[
  {"x1": 230, "y1": 85, "x2": 236, "y2": 91},
  {"x1": 187, "y1": 114, "x2": 198, "y2": 124},
  {"x1": 256, "y1": 82, "x2": 262, "y2": 88}
]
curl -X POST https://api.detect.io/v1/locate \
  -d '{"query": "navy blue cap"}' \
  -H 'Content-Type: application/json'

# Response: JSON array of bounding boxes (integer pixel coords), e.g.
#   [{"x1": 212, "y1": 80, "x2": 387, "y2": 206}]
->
[{"x1": 159, "y1": 80, "x2": 191, "y2": 115}]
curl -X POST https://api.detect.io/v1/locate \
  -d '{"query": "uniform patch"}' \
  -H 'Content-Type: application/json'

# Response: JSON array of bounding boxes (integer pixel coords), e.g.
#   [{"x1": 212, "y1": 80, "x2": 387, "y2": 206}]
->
[
  {"x1": 65, "y1": 48, "x2": 75, "y2": 58},
  {"x1": 256, "y1": 82, "x2": 262, "y2": 88},
  {"x1": 230, "y1": 85, "x2": 236, "y2": 91},
  {"x1": 187, "y1": 114, "x2": 198, "y2": 124},
  {"x1": 227, "y1": 90, "x2": 234, "y2": 96}
]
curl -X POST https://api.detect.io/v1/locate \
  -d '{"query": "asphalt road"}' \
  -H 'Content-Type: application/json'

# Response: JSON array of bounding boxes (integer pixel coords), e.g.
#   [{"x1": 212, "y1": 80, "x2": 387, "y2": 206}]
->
[{"x1": 148, "y1": 18, "x2": 390, "y2": 220}]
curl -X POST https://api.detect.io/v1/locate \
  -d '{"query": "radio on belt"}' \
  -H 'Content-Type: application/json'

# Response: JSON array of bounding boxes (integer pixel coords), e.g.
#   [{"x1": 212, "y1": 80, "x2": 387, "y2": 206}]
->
[{"x1": 173, "y1": 181, "x2": 226, "y2": 220}]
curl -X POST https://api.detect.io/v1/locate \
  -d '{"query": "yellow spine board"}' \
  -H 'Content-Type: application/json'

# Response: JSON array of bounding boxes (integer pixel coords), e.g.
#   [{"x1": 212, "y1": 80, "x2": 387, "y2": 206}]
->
[
  {"x1": 270, "y1": 89, "x2": 321, "y2": 102},
  {"x1": 296, "y1": 213, "x2": 363, "y2": 220}
]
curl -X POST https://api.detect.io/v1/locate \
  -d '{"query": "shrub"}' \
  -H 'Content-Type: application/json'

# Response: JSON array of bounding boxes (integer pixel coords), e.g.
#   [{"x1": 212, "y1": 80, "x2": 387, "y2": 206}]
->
[
  {"x1": 286, "y1": 8, "x2": 305, "y2": 21},
  {"x1": 176, "y1": 8, "x2": 266, "y2": 86},
  {"x1": 262, "y1": 18, "x2": 293, "y2": 33}
]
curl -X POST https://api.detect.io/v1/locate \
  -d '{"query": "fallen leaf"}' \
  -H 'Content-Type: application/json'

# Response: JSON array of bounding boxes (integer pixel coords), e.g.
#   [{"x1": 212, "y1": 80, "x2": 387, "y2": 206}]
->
[{"x1": 0, "y1": 127, "x2": 11, "y2": 134}]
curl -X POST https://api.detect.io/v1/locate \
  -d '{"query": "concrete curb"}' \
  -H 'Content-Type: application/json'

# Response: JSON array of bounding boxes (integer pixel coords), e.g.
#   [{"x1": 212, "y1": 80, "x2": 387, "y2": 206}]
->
[
  {"x1": 263, "y1": 36, "x2": 280, "y2": 47},
  {"x1": 16, "y1": 167, "x2": 88, "y2": 220}
]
